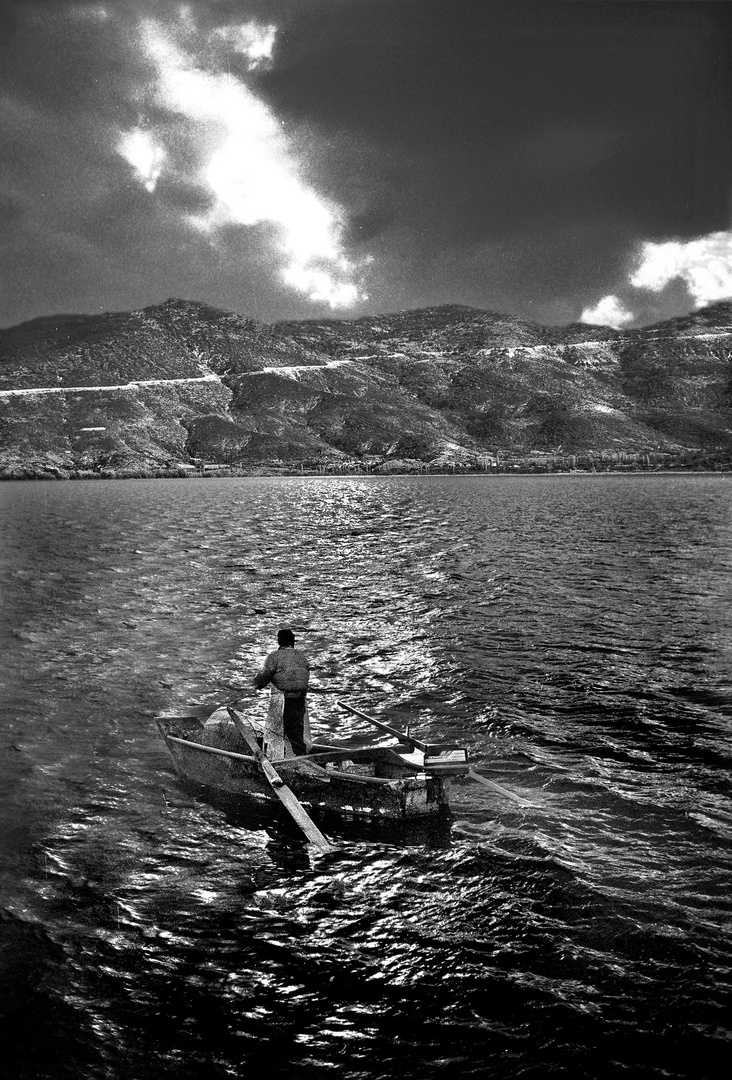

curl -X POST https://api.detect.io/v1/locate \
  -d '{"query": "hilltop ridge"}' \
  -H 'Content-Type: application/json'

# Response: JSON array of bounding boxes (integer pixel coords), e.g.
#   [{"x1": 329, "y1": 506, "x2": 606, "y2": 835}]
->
[{"x1": 1, "y1": 299, "x2": 730, "y2": 477}]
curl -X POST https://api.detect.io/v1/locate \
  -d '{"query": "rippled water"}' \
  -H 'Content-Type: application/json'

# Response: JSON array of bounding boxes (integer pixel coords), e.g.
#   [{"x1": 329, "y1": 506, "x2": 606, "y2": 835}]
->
[{"x1": 1, "y1": 474, "x2": 731, "y2": 1079}]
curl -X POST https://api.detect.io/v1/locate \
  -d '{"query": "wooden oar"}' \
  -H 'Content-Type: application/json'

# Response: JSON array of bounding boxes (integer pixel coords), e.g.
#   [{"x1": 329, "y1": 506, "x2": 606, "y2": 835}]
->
[
  {"x1": 336, "y1": 700, "x2": 465, "y2": 756},
  {"x1": 465, "y1": 768, "x2": 531, "y2": 805},
  {"x1": 337, "y1": 700, "x2": 433, "y2": 752},
  {"x1": 227, "y1": 707, "x2": 334, "y2": 852},
  {"x1": 337, "y1": 700, "x2": 530, "y2": 805}
]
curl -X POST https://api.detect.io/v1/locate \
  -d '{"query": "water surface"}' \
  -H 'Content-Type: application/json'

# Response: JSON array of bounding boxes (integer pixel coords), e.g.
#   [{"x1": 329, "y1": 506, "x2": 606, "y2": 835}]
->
[{"x1": 1, "y1": 474, "x2": 731, "y2": 1078}]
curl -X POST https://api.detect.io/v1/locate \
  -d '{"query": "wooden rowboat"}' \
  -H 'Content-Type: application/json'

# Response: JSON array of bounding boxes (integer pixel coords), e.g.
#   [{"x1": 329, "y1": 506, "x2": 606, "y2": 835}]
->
[{"x1": 156, "y1": 714, "x2": 451, "y2": 821}]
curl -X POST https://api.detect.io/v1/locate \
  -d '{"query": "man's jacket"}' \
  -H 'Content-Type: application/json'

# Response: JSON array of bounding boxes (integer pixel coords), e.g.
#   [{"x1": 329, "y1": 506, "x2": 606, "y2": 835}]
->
[{"x1": 253, "y1": 647, "x2": 310, "y2": 697}]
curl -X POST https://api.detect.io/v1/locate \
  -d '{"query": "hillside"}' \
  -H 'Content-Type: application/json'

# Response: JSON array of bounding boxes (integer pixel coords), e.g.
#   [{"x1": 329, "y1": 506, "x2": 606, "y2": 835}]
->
[{"x1": 1, "y1": 298, "x2": 731, "y2": 477}]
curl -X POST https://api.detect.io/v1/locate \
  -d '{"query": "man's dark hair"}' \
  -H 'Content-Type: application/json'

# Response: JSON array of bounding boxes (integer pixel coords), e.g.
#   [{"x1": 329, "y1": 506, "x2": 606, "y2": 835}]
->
[{"x1": 277, "y1": 628, "x2": 295, "y2": 647}]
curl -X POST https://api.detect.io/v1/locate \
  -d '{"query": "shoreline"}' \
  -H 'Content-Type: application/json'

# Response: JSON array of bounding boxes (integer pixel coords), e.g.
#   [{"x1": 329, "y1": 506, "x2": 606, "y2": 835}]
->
[{"x1": 1, "y1": 463, "x2": 730, "y2": 481}]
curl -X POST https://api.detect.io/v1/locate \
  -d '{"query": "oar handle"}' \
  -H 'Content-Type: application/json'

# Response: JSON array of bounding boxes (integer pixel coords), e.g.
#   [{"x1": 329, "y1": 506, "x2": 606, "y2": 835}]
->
[{"x1": 226, "y1": 707, "x2": 262, "y2": 756}]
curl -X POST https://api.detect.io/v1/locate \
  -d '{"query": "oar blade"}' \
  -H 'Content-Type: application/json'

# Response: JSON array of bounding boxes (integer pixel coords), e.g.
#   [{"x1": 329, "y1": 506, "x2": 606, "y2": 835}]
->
[
  {"x1": 466, "y1": 767, "x2": 530, "y2": 805},
  {"x1": 270, "y1": 783, "x2": 334, "y2": 849},
  {"x1": 227, "y1": 707, "x2": 334, "y2": 852}
]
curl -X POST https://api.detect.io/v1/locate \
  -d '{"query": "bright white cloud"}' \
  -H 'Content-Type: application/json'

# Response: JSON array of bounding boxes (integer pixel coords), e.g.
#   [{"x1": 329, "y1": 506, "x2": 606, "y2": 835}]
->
[
  {"x1": 117, "y1": 13, "x2": 364, "y2": 309},
  {"x1": 580, "y1": 294, "x2": 635, "y2": 328},
  {"x1": 630, "y1": 231, "x2": 732, "y2": 308},
  {"x1": 117, "y1": 128, "x2": 165, "y2": 192}
]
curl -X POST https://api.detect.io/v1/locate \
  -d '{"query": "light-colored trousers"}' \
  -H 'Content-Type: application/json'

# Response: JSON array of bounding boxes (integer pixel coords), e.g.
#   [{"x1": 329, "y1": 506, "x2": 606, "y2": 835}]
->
[{"x1": 262, "y1": 687, "x2": 312, "y2": 760}]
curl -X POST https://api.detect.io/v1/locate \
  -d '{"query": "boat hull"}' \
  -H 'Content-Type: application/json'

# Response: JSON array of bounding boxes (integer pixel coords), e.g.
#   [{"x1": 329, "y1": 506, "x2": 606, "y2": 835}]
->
[{"x1": 157, "y1": 718, "x2": 450, "y2": 821}]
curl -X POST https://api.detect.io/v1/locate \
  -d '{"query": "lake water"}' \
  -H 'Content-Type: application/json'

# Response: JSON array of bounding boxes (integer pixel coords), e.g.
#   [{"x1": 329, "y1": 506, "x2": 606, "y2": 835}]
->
[{"x1": 1, "y1": 474, "x2": 731, "y2": 1079}]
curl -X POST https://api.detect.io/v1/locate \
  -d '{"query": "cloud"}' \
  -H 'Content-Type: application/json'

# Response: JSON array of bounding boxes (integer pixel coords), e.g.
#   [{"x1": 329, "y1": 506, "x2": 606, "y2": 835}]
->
[
  {"x1": 580, "y1": 294, "x2": 635, "y2": 328},
  {"x1": 630, "y1": 231, "x2": 732, "y2": 308},
  {"x1": 118, "y1": 128, "x2": 165, "y2": 192},
  {"x1": 116, "y1": 10, "x2": 366, "y2": 309},
  {"x1": 580, "y1": 229, "x2": 732, "y2": 327},
  {"x1": 209, "y1": 22, "x2": 277, "y2": 70}
]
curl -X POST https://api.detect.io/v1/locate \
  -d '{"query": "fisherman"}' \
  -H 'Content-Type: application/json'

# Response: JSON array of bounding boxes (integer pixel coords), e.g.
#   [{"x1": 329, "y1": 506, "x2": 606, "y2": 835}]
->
[{"x1": 253, "y1": 627, "x2": 311, "y2": 758}]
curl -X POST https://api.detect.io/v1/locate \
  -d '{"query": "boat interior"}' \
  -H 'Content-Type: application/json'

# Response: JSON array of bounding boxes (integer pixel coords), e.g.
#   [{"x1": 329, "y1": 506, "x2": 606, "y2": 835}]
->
[{"x1": 156, "y1": 715, "x2": 431, "y2": 781}]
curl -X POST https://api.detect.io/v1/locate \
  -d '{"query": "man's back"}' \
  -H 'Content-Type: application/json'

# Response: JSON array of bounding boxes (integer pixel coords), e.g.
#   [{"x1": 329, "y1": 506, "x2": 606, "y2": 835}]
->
[{"x1": 255, "y1": 647, "x2": 310, "y2": 696}]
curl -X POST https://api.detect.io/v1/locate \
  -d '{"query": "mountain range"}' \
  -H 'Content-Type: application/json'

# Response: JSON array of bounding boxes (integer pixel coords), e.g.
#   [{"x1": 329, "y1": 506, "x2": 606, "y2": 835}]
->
[{"x1": 1, "y1": 298, "x2": 731, "y2": 477}]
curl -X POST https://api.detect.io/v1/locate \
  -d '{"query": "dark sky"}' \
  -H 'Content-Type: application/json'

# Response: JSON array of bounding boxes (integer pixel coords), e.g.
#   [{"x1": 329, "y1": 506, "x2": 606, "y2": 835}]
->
[{"x1": 1, "y1": 0, "x2": 731, "y2": 329}]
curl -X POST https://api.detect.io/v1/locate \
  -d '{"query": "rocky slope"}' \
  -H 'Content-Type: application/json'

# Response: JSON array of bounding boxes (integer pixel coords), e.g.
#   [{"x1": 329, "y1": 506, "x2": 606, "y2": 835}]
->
[{"x1": 1, "y1": 298, "x2": 730, "y2": 476}]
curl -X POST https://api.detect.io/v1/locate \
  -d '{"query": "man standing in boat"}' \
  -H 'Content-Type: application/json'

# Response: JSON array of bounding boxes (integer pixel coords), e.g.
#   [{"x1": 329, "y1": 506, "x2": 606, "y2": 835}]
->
[{"x1": 253, "y1": 628, "x2": 311, "y2": 758}]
